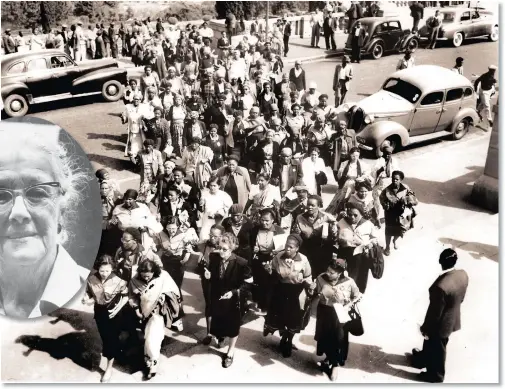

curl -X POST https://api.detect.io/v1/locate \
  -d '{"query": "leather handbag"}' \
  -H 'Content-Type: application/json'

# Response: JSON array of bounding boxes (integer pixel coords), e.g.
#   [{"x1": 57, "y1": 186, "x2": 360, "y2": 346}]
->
[{"x1": 345, "y1": 303, "x2": 364, "y2": 336}]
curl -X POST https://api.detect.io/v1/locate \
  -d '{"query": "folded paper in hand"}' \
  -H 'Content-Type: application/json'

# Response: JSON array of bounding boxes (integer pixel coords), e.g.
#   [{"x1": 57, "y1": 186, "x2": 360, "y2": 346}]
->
[{"x1": 333, "y1": 303, "x2": 351, "y2": 323}]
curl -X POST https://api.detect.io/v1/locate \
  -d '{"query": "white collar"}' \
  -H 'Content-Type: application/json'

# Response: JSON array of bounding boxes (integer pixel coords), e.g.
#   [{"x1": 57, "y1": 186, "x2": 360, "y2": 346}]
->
[{"x1": 439, "y1": 267, "x2": 455, "y2": 277}]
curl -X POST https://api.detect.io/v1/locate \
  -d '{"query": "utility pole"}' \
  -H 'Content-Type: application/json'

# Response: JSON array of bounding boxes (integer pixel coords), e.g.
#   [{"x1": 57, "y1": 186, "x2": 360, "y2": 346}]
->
[{"x1": 265, "y1": 0, "x2": 270, "y2": 36}]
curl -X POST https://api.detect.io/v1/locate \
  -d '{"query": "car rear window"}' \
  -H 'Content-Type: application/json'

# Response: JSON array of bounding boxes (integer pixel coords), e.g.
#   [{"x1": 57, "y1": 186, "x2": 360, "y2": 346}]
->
[
  {"x1": 7, "y1": 62, "x2": 25, "y2": 75},
  {"x1": 446, "y1": 88, "x2": 463, "y2": 102},
  {"x1": 382, "y1": 78, "x2": 422, "y2": 104},
  {"x1": 421, "y1": 92, "x2": 444, "y2": 105},
  {"x1": 442, "y1": 13, "x2": 455, "y2": 22},
  {"x1": 27, "y1": 58, "x2": 48, "y2": 72}
]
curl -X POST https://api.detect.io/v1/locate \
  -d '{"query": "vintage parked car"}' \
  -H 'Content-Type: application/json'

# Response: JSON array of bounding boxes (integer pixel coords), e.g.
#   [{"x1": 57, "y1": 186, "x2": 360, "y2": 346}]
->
[
  {"x1": 418, "y1": 7, "x2": 499, "y2": 47},
  {"x1": 344, "y1": 17, "x2": 419, "y2": 60},
  {"x1": 1, "y1": 49, "x2": 127, "y2": 117},
  {"x1": 340, "y1": 65, "x2": 479, "y2": 157}
]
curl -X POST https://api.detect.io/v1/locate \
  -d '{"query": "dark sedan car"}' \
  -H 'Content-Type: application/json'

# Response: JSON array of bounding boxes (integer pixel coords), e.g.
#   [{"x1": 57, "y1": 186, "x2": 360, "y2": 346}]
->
[
  {"x1": 1, "y1": 49, "x2": 127, "y2": 117},
  {"x1": 345, "y1": 17, "x2": 419, "y2": 59}
]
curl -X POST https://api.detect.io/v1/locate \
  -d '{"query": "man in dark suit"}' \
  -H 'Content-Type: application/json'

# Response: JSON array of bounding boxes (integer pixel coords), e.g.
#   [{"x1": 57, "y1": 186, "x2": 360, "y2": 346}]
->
[
  {"x1": 411, "y1": 249, "x2": 469, "y2": 382},
  {"x1": 350, "y1": 20, "x2": 368, "y2": 63},
  {"x1": 271, "y1": 148, "x2": 304, "y2": 197},
  {"x1": 410, "y1": 1, "x2": 424, "y2": 33},
  {"x1": 2, "y1": 29, "x2": 16, "y2": 54},
  {"x1": 323, "y1": 13, "x2": 336, "y2": 51},
  {"x1": 203, "y1": 94, "x2": 234, "y2": 138},
  {"x1": 282, "y1": 17, "x2": 292, "y2": 57}
]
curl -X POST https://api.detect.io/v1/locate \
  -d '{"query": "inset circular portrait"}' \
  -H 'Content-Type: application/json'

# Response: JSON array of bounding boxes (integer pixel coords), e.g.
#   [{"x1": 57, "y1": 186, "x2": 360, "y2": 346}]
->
[{"x1": 0, "y1": 117, "x2": 102, "y2": 319}]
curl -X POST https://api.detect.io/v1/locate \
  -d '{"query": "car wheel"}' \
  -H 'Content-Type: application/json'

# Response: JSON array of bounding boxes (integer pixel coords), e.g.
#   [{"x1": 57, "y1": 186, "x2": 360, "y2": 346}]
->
[
  {"x1": 102, "y1": 80, "x2": 123, "y2": 102},
  {"x1": 489, "y1": 25, "x2": 499, "y2": 42},
  {"x1": 452, "y1": 32, "x2": 464, "y2": 47},
  {"x1": 407, "y1": 38, "x2": 419, "y2": 52},
  {"x1": 375, "y1": 137, "x2": 400, "y2": 158},
  {"x1": 371, "y1": 42, "x2": 384, "y2": 59},
  {"x1": 452, "y1": 118, "x2": 470, "y2": 140},
  {"x1": 4, "y1": 94, "x2": 29, "y2": 117}
]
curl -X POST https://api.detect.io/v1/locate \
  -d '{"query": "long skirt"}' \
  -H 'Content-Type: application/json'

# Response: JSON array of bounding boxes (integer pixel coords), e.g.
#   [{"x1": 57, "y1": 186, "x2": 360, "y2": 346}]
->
[
  {"x1": 315, "y1": 303, "x2": 349, "y2": 365},
  {"x1": 201, "y1": 278, "x2": 211, "y2": 317},
  {"x1": 161, "y1": 256, "x2": 185, "y2": 301},
  {"x1": 144, "y1": 312, "x2": 165, "y2": 374},
  {"x1": 251, "y1": 253, "x2": 273, "y2": 311},
  {"x1": 339, "y1": 247, "x2": 369, "y2": 294},
  {"x1": 384, "y1": 209, "x2": 406, "y2": 238},
  {"x1": 171, "y1": 122, "x2": 185, "y2": 157},
  {"x1": 94, "y1": 303, "x2": 125, "y2": 360},
  {"x1": 265, "y1": 283, "x2": 311, "y2": 334},
  {"x1": 301, "y1": 240, "x2": 332, "y2": 280},
  {"x1": 210, "y1": 293, "x2": 242, "y2": 338},
  {"x1": 372, "y1": 177, "x2": 391, "y2": 219}
]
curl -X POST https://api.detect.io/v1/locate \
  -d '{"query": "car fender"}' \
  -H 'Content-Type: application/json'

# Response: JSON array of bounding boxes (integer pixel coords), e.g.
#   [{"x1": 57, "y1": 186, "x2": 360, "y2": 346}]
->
[
  {"x1": 73, "y1": 68, "x2": 127, "y2": 88},
  {"x1": 359, "y1": 121, "x2": 410, "y2": 148},
  {"x1": 400, "y1": 34, "x2": 418, "y2": 50},
  {"x1": 1, "y1": 83, "x2": 31, "y2": 99},
  {"x1": 364, "y1": 37, "x2": 384, "y2": 53},
  {"x1": 449, "y1": 108, "x2": 480, "y2": 132}
]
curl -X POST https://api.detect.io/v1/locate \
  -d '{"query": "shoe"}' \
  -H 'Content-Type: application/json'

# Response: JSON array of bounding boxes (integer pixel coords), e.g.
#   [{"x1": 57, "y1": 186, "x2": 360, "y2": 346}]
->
[
  {"x1": 317, "y1": 358, "x2": 330, "y2": 372},
  {"x1": 172, "y1": 320, "x2": 183, "y2": 332},
  {"x1": 101, "y1": 368, "x2": 113, "y2": 383},
  {"x1": 418, "y1": 372, "x2": 443, "y2": 383},
  {"x1": 222, "y1": 355, "x2": 234, "y2": 368},
  {"x1": 410, "y1": 348, "x2": 426, "y2": 368},
  {"x1": 202, "y1": 335, "x2": 213, "y2": 346},
  {"x1": 393, "y1": 241, "x2": 399, "y2": 250},
  {"x1": 338, "y1": 358, "x2": 346, "y2": 367},
  {"x1": 282, "y1": 341, "x2": 292, "y2": 358},
  {"x1": 263, "y1": 327, "x2": 271, "y2": 337},
  {"x1": 145, "y1": 372, "x2": 156, "y2": 380},
  {"x1": 329, "y1": 366, "x2": 339, "y2": 381},
  {"x1": 384, "y1": 248, "x2": 390, "y2": 256}
]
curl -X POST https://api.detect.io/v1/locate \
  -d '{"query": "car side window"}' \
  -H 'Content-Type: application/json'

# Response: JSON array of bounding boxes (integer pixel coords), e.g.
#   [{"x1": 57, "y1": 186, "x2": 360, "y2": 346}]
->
[
  {"x1": 446, "y1": 88, "x2": 463, "y2": 102},
  {"x1": 27, "y1": 58, "x2": 48, "y2": 72},
  {"x1": 464, "y1": 87, "x2": 474, "y2": 97},
  {"x1": 388, "y1": 21, "x2": 401, "y2": 31},
  {"x1": 471, "y1": 11, "x2": 480, "y2": 20},
  {"x1": 7, "y1": 62, "x2": 25, "y2": 75},
  {"x1": 420, "y1": 92, "x2": 444, "y2": 105},
  {"x1": 50, "y1": 56, "x2": 73, "y2": 69},
  {"x1": 460, "y1": 12, "x2": 471, "y2": 22},
  {"x1": 376, "y1": 23, "x2": 386, "y2": 33}
]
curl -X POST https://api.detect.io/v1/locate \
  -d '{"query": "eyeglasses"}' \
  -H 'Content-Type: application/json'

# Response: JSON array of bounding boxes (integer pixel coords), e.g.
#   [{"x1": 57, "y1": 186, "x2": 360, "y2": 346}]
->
[{"x1": 0, "y1": 182, "x2": 62, "y2": 212}]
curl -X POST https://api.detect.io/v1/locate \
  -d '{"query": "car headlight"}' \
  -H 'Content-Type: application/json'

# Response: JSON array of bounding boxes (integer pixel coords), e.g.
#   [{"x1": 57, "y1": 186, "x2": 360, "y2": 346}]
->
[{"x1": 364, "y1": 114, "x2": 375, "y2": 124}]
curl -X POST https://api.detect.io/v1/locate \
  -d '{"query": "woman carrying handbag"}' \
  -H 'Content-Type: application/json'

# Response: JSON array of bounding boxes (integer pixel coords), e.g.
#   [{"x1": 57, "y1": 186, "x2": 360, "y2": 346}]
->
[{"x1": 309, "y1": 255, "x2": 362, "y2": 381}]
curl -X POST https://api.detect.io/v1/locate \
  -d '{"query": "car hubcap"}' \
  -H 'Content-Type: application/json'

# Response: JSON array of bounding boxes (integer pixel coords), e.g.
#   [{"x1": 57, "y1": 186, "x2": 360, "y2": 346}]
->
[
  {"x1": 11, "y1": 100, "x2": 22, "y2": 112},
  {"x1": 374, "y1": 46, "x2": 382, "y2": 57},
  {"x1": 107, "y1": 85, "x2": 118, "y2": 95},
  {"x1": 456, "y1": 121, "x2": 467, "y2": 134},
  {"x1": 409, "y1": 40, "x2": 418, "y2": 51},
  {"x1": 454, "y1": 34, "x2": 462, "y2": 45},
  {"x1": 492, "y1": 27, "x2": 498, "y2": 39}
]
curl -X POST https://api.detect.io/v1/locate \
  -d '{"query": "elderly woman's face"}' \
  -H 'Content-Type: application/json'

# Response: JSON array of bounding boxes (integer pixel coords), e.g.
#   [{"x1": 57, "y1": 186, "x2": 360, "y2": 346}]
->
[
  {"x1": 166, "y1": 223, "x2": 178, "y2": 236},
  {"x1": 121, "y1": 232, "x2": 136, "y2": 250},
  {"x1": 164, "y1": 162, "x2": 174, "y2": 174},
  {"x1": 0, "y1": 147, "x2": 63, "y2": 266},
  {"x1": 260, "y1": 213, "x2": 274, "y2": 230},
  {"x1": 168, "y1": 69, "x2": 175, "y2": 77},
  {"x1": 257, "y1": 176, "x2": 267, "y2": 189},
  {"x1": 217, "y1": 241, "x2": 232, "y2": 259}
]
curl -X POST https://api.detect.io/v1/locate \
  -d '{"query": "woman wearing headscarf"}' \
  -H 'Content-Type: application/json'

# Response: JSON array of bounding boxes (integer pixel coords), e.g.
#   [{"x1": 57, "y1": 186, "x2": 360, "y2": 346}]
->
[
  {"x1": 203, "y1": 233, "x2": 253, "y2": 368},
  {"x1": 199, "y1": 176, "x2": 233, "y2": 242},
  {"x1": 310, "y1": 257, "x2": 362, "y2": 381},
  {"x1": 284, "y1": 103, "x2": 308, "y2": 141},
  {"x1": 166, "y1": 94, "x2": 187, "y2": 157},
  {"x1": 244, "y1": 173, "x2": 281, "y2": 224},
  {"x1": 144, "y1": 106, "x2": 170, "y2": 152},
  {"x1": 292, "y1": 195, "x2": 336, "y2": 279},
  {"x1": 140, "y1": 65, "x2": 161, "y2": 100},
  {"x1": 371, "y1": 141, "x2": 400, "y2": 221},
  {"x1": 99, "y1": 181, "x2": 124, "y2": 256},
  {"x1": 82, "y1": 255, "x2": 129, "y2": 382},
  {"x1": 264, "y1": 234, "x2": 312, "y2": 357},
  {"x1": 204, "y1": 124, "x2": 227, "y2": 170},
  {"x1": 253, "y1": 128, "x2": 280, "y2": 178},
  {"x1": 336, "y1": 202, "x2": 379, "y2": 293},
  {"x1": 344, "y1": 180, "x2": 379, "y2": 228},
  {"x1": 250, "y1": 208, "x2": 288, "y2": 315},
  {"x1": 221, "y1": 204, "x2": 255, "y2": 261},
  {"x1": 181, "y1": 137, "x2": 214, "y2": 190},
  {"x1": 143, "y1": 87, "x2": 163, "y2": 119},
  {"x1": 111, "y1": 189, "x2": 163, "y2": 253},
  {"x1": 96, "y1": 168, "x2": 122, "y2": 201},
  {"x1": 306, "y1": 112, "x2": 332, "y2": 166},
  {"x1": 215, "y1": 155, "x2": 252, "y2": 209},
  {"x1": 326, "y1": 147, "x2": 370, "y2": 215},
  {"x1": 114, "y1": 227, "x2": 163, "y2": 282},
  {"x1": 139, "y1": 139, "x2": 165, "y2": 203},
  {"x1": 129, "y1": 259, "x2": 181, "y2": 379},
  {"x1": 301, "y1": 147, "x2": 328, "y2": 196},
  {"x1": 122, "y1": 92, "x2": 147, "y2": 164},
  {"x1": 160, "y1": 66, "x2": 183, "y2": 96},
  {"x1": 183, "y1": 110, "x2": 207, "y2": 146},
  {"x1": 379, "y1": 170, "x2": 418, "y2": 256}
]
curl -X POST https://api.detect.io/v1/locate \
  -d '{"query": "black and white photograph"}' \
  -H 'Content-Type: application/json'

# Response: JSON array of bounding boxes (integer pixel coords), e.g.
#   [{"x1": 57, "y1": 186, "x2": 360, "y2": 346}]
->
[{"x1": 0, "y1": 0, "x2": 499, "y2": 383}]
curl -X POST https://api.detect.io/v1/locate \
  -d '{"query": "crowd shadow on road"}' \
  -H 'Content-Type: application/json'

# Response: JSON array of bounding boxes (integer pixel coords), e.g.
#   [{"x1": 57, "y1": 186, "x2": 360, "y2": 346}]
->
[
  {"x1": 438, "y1": 237, "x2": 498, "y2": 262},
  {"x1": 86, "y1": 153, "x2": 132, "y2": 172},
  {"x1": 405, "y1": 165, "x2": 490, "y2": 213}
]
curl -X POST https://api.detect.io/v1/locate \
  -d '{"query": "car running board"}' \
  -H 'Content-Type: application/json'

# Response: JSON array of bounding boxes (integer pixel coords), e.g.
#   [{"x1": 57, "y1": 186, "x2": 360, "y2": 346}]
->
[
  {"x1": 408, "y1": 130, "x2": 453, "y2": 145},
  {"x1": 32, "y1": 91, "x2": 101, "y2": 104}
]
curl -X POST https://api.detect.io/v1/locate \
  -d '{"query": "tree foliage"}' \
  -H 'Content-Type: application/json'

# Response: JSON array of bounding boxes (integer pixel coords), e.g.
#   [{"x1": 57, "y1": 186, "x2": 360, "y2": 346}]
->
[{"x1": 1, "y1": 1, "x2": 72, "y2": 29}]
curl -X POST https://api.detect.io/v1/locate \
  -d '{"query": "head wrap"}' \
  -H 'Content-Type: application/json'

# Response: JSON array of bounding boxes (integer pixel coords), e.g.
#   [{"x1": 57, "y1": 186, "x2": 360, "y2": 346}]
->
[
  {"x1": 190, "y1": 111, "x2": 199, "y2": 119},
  {"x1": 309, "y1": 81, "x2": 317, "y2": 89},
  {"x1": 95, "y1": 168, "x2": 109, "y2": 179}
]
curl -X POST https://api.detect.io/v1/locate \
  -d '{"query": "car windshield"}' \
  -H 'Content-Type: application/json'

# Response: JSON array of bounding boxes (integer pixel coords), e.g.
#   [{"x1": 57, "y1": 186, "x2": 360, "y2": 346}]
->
[
  {"x1": 442, "y1": 12, "x2": 455, "y2": 22},
  {"x1": 382, "y1": 78, "x2": 422, "y2": 104}
]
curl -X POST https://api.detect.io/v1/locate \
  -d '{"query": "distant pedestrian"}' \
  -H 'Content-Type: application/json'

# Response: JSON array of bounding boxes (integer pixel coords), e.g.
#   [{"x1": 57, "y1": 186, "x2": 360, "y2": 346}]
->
[
  {"x1": 225, "y1": 12, "x2": 237, "y2": 37},
  {"x1": 474, "y1": 65, "x2": 497, "y2": 128},
  {"x1": 95, "y1": 31, "x2": 105, "y2": 59},
  {"x1": 323, "y1": 12, "x2": 336, "y2": 51},
  {"x1": 452, "y1": 57, "x2": 464, "y2": 75},
  {"x1": 396, "y1": 50, "x2": 415, "y2": 70},
  {"x1": 2, "y1": 29, "x2": 16, "y2": 54},
  {"x1": 310, "y1": 8, "x2": 323, "y2": 48},
  {"x1": 410, "y1": 1, "x2": 425, "y2": 33},
  {"x1": 282, "y1": 17, "x2": 292, "y2": 57},
  {"x1": 346, "y1": 1, "x2": 364, "y2": 32},
  {"x1": 333, "y1": 55, "x2": 353, "y2": 107},
  {"x1": 350, "y1": 21, "x2": 367, "y2": 63},
  {"x1": 410, "y1": 249, "x2": 469, "y2": 383},
  {"x1": 427, "y1": 10, "x2": 442, "y2": 49},
  {"x1": 289, "y1": 60, "x2": 307, "y2": 93}
]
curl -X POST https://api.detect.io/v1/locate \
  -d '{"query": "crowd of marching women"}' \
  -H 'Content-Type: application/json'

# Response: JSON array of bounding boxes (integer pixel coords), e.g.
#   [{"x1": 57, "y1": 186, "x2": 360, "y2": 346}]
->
[{"x1": 84, "y1": 17, "x2": 421, "y2": 383}]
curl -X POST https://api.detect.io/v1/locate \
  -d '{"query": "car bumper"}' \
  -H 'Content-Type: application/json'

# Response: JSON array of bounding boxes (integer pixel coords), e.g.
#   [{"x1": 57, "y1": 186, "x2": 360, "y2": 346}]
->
[{"x1": 357, "y1": 143, "x2": 374, "y2": 151}]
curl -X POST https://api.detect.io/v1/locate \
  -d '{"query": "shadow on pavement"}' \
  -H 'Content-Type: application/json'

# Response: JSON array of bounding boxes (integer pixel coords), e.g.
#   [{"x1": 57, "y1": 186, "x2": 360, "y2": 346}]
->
[
  {"x1": 86, "y1": 153, "x2": 132, "y2": 172},
  {"x1": 438, "y1": 237, "x2": 498, "y2": 262},
  {"x1": 102, "y1": 142, "x2": 127, "y2": 152},
  {"x1": 87, "y1": 132, "x2": 126, "y2": 143}
]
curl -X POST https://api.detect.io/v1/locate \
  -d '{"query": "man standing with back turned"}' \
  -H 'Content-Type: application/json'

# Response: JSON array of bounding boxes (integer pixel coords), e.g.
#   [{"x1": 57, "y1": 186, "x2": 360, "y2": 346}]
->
[{"x1": 411, "y1": 249, "x2": 469, "y2": 383}]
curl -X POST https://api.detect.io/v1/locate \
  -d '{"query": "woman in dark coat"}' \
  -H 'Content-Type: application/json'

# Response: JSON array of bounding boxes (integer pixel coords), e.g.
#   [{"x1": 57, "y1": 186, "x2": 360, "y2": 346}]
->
[
  {"x1": 379, "y1": 170, "x2": 418, "y2": 256},
  {"x1": 204, "y1": 123, "x2": 227, "y2": 170},
  {"x1": 203, "y1": 233, "x2": 252, "y2": 368},
  {"x1": 221, "y1": 204, "x2": 255, "y2": 261},
  {"x1": 264, "y1": 234, "x2": 313, "y2": 357},
  {"x1": 311, "y1": 257, "x2": 362, "y2": 381}
]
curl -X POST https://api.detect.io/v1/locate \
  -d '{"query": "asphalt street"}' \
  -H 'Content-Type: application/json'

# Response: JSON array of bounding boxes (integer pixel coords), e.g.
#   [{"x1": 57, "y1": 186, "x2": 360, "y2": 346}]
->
[{"x1": 0, "y1": 39, "x2": 498, "y2": 383}]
